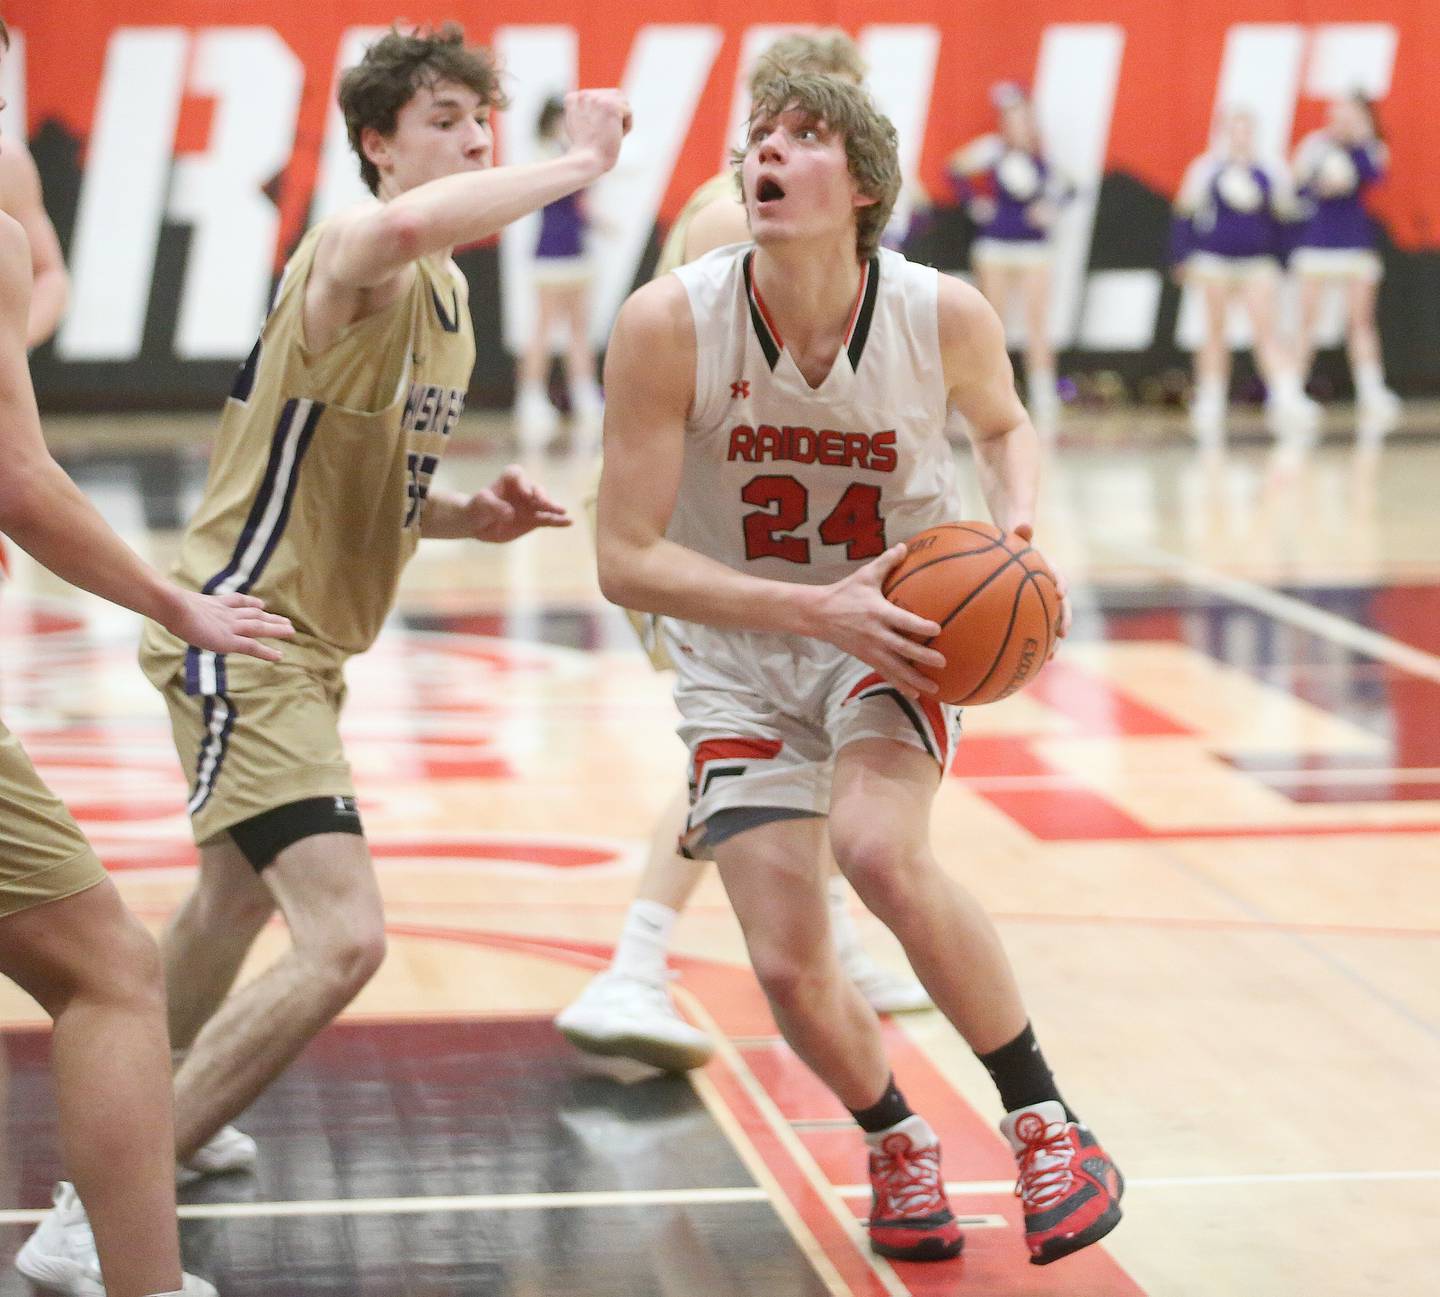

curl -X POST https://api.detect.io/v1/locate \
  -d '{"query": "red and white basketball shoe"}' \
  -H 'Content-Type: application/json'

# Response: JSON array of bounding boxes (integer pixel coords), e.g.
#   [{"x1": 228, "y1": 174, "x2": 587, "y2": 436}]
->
[
  {"x1": 1002, "y1": 1100, "x2": 1124, "y2": 1264},
  {"x1": 864, "y1": 1114, "x2": 965, "y2": 1261}
]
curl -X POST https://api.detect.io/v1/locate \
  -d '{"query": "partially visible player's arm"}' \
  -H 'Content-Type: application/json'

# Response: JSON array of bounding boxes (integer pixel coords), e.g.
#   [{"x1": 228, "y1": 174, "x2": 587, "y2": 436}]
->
[
  {"x1": 0, "y1": 143, "x2": 68, "y2": 348},
  {"x1": 420, "y1": 468, "x2": 570, "y2": 541},
  {"x1": 0, "y1": 218, "x2": 292, "y2": 659},
  {"x1": 940, "y1": 274, "x2": 1070, "y2": 640},
  {"x1": 597, "y1": 277, "x2": 943, "y2": 696},
  {"x1": 680, "y1": 193, "x2": 750, "y2": 263},
  {"x1": 320, "y1": 90, "x2": 630, "y2": 291},
  {"x1": 940, "y1": 275, "x2": 1037, "y2": 535}
]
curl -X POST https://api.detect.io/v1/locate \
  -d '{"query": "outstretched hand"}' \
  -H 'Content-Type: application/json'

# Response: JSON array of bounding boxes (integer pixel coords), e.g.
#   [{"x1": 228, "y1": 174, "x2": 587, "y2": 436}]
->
[
  {"x1": 464, "y1": 466, "x2": 572, "y2": 543},
  {"x1": 167, "y1": 591, "x2": 294, "y2": 663},
  {"x1": 813, "y1": 544, "x2": 945, "y2": 700}
]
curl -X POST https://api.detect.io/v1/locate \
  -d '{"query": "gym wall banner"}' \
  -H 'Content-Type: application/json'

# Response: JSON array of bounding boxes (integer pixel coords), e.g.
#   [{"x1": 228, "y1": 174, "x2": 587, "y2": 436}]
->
[{"x1": 8, "y1": 2, "x2": 1437, "y2": 409}]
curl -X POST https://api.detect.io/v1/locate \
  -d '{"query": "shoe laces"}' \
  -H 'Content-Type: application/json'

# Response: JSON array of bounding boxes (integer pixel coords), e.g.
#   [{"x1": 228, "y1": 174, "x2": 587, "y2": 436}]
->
[
  {"x1": 870, "y1": 1134, "x2": 946, "y2": 1219},
  {"x1": 1012, "y1": 1118, "x2": 1079, "y2": 1210},
  {"x1": 49, "y1": 1189, "x2": 102, "y2": 1273},
  {"x1": 597, "y1": 969, "x2": 678, "y2": 1011}
]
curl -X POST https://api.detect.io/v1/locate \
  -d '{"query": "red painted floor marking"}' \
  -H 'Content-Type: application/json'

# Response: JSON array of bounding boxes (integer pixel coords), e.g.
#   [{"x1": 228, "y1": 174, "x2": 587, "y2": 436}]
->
[
  {"x1": 275, "y1": 924, "x2": 1151, "y2": 1295},
  {"x1": 1026, "y1": 659, "x2": 1192, "y2": 738}
]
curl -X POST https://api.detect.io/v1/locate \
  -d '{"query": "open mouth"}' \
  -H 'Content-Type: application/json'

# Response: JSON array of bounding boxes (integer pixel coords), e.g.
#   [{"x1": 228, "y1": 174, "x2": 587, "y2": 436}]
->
[{"x1": 756, "y1": 177, "x2": 786, "y2": 204}]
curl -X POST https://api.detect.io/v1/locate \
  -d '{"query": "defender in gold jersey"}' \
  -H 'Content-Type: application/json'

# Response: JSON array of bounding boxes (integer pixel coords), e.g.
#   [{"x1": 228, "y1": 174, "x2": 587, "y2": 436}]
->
[
  {"x1": 0, "y1": 20, "x2": 293, "y2": 1295},
  {"x1": 125, "y1": 26, "x2": 626, "y2": 1186}
]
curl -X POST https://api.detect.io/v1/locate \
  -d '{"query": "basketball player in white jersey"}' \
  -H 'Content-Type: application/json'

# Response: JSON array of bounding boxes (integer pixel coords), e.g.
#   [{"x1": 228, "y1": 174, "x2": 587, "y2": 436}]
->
[
  {"x1": 557, "y1": 29, "x2": 933, "y2": 1079},
  {"x1": 596, "y1": 73, "x2": 1122, "y2": 1266}
]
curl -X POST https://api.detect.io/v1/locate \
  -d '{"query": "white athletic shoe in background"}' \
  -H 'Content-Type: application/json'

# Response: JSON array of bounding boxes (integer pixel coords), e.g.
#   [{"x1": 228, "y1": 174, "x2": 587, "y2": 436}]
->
[
  {"x1": 15, "y1": 1183, "x2": 103, "y2": 1296},
  {"x1": 843, "y1": 950, "x2": 934, "y2": 1015},
  {"x1": 15, "y1": 1183, "x2": 217, "y2": 1296},
  {"x1": 555, "y1": 969, "x2": 715, "y2": 1072},
  {"x1": 514, "y1": 382, "x2": 559, "y2": 448},
  {"x1": 176, "y1": 1124, "x2": 258, "y2": 1186}
]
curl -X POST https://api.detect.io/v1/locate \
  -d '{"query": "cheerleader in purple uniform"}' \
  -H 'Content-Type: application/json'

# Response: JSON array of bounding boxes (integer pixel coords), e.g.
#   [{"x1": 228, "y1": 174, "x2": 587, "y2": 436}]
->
[
  {"x1": 1173, "y1": 107, "x2": 1317, "y2": 438},
  {"x1": 514, "y1": 96, "x2": 604, "y2": 443},
  {"x1": 1291, "y1": 94, "x2": 1400, "y2": 428},
  {"x1": 947, "y1": 83, "x2": 1071, "y2": 428}
]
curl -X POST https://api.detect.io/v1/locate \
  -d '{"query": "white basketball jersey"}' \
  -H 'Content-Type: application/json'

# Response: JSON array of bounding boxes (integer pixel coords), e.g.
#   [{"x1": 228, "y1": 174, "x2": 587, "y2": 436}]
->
[{"x1": 669, "y1": 245, "x2": 960, "y2": 588}]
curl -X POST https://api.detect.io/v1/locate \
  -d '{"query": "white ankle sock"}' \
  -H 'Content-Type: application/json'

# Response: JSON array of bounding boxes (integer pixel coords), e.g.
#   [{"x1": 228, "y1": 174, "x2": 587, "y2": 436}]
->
[
  {"x1": 1354, "y1": 360, "x2": 1387, "y2": 399},
  {"x1": 610, "y1": 899, "x2": 678, "y2": 980}
]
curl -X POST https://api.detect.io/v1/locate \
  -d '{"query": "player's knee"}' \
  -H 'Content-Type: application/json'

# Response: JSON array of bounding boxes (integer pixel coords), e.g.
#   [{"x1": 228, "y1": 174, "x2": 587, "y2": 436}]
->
[
  {"x1": 833, "y1": 836, "x2": 917, "y2": 922},
  {"x1": 313, "y1": 919, "x2": 387, "y2": 1000},
  {"x1": 750, "y1": 943, "x2": 825, "y2": 1011},
  {"x1": 95, "y1": 911, "x2": 167, "y2": 1015}
]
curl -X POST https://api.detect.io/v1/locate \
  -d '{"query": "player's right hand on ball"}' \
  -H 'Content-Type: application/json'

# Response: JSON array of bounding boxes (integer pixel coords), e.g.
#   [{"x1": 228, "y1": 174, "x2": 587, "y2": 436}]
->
[
  {"x1": 166, "y1": 590, "x2": 295, "y2": 663},
  {"x1": 814, "y1": 544, "x2": 945, "y2": 700},
  {"x1": 564, "y1": 90, "x2": 633, "y2": 174}
]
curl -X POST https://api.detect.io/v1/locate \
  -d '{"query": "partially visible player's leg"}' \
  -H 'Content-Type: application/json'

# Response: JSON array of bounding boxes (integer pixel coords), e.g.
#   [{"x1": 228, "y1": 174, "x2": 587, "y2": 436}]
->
[
  {"x1": 829, "y1": 739, "x2": 1025, "y2": 1051},
  {"x1": 822, "y1": 841, "x2": 931, "y2": 1014},
  {"x1": 829, "y1": 736, "x2": 1123, "y2": 1265},
  {"x1": 714, "y1": 811, "x2": 962, "y2": 1263},
  {"x1": 164, "y1": 833, "x2": 275, "y2": 1054},
  {"x1": 171, "y1": 829, "x2": 385, "y2": 1162},
  {"x1": 1, "y1": 717, "x2": 201, "y2": 1295},
  {"x1": 2, "y1": 882, "x2": 189, "y2": 1297},
  {"x1": 715, "y1": 814, "x2": 884, "y2": 1102},
  {"x1": 555, "y1": 786, "x2": 715, "y2": 1071}
]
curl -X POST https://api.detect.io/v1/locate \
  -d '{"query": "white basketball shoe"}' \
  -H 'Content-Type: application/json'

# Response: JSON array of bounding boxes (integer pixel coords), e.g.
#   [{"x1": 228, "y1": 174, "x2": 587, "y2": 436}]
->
[
  {"x1": 176, "y1": 1124, "x2": 258, "y2": 1187},
  {"x1": 15, "y1": 1182, "x2": 217, "y2": 1296},
  {"x1": 555, "y1": 970, "x2": 715, "y2": 1072}
]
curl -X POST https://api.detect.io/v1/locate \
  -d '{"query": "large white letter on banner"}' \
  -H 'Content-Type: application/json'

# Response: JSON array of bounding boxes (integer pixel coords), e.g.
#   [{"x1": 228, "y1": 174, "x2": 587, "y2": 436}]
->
[
  {"x1": 310, "y1": 26, "x2": 389, "y2": 225},
  {"x1": 168, "y1": 28, "x2": 303, "y2": 359},
  {"x1": 58, "y1": 29, "x2": 188, "y2": 362}
]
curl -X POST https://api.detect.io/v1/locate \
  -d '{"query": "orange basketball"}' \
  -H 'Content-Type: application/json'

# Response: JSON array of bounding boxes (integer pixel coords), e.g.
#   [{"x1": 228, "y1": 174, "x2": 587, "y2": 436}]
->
[{"x1": 882, "y1": 522, "x2": 1061, "y2": 705}]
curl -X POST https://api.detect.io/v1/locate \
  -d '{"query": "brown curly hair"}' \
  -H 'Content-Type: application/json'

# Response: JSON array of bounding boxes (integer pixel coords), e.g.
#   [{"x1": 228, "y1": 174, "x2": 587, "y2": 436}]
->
[
  {"x1": 339, "y1": 24, "x2": 508, "y2": 195},
  {"x1": 735, "y1": 74, "x2": 901, "y2": 262},
  {"x1": 748, "y1": 30, "x2": 867, "y2": 94}
]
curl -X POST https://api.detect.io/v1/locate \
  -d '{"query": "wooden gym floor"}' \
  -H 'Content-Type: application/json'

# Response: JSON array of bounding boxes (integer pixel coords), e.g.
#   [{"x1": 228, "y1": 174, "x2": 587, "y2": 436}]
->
[{"x1": 1, "y1": 405, "x2": 1437, "y2": 1296}]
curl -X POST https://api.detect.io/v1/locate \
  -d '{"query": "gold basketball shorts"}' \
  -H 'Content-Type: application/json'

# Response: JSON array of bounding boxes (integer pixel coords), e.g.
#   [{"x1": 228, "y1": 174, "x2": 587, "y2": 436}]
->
[
  {"x1": 155, "y1": 664, "x2": 356, "y2": 846},
  {"x1": 0, "y1": 716, "x2": 108, "y2": 918}
]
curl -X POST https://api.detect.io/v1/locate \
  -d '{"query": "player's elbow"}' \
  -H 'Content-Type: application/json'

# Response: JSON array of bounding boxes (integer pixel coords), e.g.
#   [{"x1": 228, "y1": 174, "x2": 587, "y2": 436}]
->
[
  {"x1": 596, "y1": 538, "x2": 647, "y2": 610},
  {"x1": 596, "y1": 549, "x2": 634, "y2": 608},
  {"x1": 377, "y1": 205, "x2": 426, "y2": 263}
]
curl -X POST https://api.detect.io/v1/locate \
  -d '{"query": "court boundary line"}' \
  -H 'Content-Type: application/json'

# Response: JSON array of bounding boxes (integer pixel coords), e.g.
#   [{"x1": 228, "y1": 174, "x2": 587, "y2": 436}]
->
[
  {"x1": 2, "y1": 1167, "x2": 1432, "y2": 1227},
  {"x1": 1125, "y1": 543, "x2": 1440, "y2": 685}
]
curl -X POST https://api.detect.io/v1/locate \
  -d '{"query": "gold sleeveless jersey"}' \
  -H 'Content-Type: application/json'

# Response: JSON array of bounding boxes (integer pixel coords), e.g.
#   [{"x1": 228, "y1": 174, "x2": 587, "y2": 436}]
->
[
  {"x1": 654, "y1": 172, "x2": 738, "y2": 277},
  {"x1": 140, "y1": 219, "x2": 475, "y2": 692}
]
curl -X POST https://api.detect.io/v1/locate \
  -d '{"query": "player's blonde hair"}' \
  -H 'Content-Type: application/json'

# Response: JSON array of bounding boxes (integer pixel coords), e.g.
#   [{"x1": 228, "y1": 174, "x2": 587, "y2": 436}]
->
[
  {"x1": 749, "y1": 30, "x2": 867, "y2": 94},
  {"x1": 339, "y1": 23, "x2": 507, "y2": 195},
  {"x1": 738, "y1": 74, "x2": 901, "y2": 262}
]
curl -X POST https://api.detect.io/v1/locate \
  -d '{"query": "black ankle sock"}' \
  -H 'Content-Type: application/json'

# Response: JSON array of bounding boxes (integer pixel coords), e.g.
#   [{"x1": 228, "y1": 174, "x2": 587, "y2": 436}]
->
[
  {"x1": 977, "y1": 1023, "x2": 1075, "y2": 1120},
  {"x1": 849, "y1": 1076, "x2": 914, "y2": 1133}
]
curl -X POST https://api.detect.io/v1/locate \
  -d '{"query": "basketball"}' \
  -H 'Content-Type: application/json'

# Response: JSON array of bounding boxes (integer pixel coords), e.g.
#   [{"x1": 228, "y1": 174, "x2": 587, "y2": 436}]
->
[{"x1": 882, "y1": 522, "x2": 1061, "y2": 705}]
